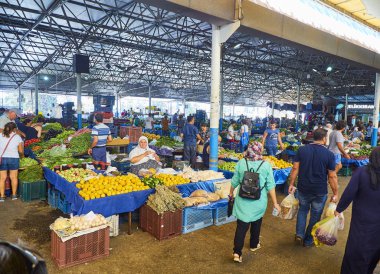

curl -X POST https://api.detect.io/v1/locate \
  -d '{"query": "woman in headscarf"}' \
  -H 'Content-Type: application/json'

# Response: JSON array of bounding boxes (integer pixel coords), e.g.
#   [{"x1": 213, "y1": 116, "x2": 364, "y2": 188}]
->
[
  {"x1": 229, "y1": 141, "x2": 281, "y2": 263},
  {"x1": 334, "y1": 147, "x2": 380, "y2": 274},
  {"x1": 129, "y1": 136, "x2": 160, "y2": 174}
]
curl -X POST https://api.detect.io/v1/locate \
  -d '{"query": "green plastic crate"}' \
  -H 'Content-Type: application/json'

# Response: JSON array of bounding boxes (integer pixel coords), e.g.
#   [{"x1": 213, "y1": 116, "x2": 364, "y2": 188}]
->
[
  {"x1": 338, "y1": 166, "x2": 352, "y2": 177},
  {"x1": 18, "y1": 180, "x2": 47, "y2": 202}
]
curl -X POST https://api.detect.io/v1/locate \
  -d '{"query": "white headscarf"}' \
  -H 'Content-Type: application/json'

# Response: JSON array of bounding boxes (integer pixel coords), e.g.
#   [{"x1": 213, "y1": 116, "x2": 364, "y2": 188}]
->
[{"x1": 129, "y1": 136, "x2": 156, "y2": 165}]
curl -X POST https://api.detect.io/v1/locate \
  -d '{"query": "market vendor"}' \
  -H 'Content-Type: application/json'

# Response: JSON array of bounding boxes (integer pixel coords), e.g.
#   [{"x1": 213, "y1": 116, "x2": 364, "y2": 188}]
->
[
  {"x1": 88, "y1": 113, "x2": 112, "y2": 165},
  {"x1": 261, "y1": 120, "x2": 284, "y2": 156},
  {"x1": 202, "y1": 136, "x2": 221, "y2": 168},
  {"x1": 16, "y1": 119, "x2": 38, "y2": 141},
  {"x1": 350, "y1": 127, "x2": 364, "y2": 141},
  {"x1": 129, "y1": 136, "x2": 160, "y2": 174},
  {"x1": 227, "y1": 121, "x2": 236, "y2": 142}
]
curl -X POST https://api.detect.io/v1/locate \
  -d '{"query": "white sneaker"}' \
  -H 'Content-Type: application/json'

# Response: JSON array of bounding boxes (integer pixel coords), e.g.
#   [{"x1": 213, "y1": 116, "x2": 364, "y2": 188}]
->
[
  {"x1": 233, "y1": 253, "x2": 242, "y2": 263},
  {"x1": 250, "y1": 243, "x2": 262, "y2": 252}
]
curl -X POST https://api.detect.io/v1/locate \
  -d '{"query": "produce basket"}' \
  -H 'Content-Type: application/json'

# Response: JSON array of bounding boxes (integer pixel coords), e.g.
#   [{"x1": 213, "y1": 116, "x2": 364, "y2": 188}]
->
[
  {"x1": 182, "y1": 207, "x2": 213, "y2": 234},
  {"x1": 51, "y1": 227, "x2": 110, "y2": 269},
  {"x1": 18, "y1": 180, "x2": 47, "y2": 202},
  {"x1": 139, "y1": 205, "x2": 182, "y2": 240},
  {"x1": 213, "y1": 204, "x2": 237, "y2": 226}
]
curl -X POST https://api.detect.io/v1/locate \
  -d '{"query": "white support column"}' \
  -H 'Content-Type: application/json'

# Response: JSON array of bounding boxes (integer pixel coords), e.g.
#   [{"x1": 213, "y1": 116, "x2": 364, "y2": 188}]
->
[
  {"x1": 76, "y1": 73, "x2": 82, "y2": 129},
  {"x1": 18, "y1": 86, "x2": 22, "y2": 111},
  {"x1": 148, "y1": 85, "x2": 152, "y2": 114},
  {"x1": 371, "y1": 73, "x2": 380, "y2": 147},
  {"x1": 116, "y1": 90, "x2": 119, "y2": 118},
  {"x1": 35, "y1": 75, "x2": 39, "y2": 115},
  {"x1": 296, "y1": 83, "x2": 301, "y2": 131},
  {"x1": 344, "y1": 93, "x2": 348, "y2": 122},
  {"x1": 271, "y1": 95, "x2": 275, "y2": 117},
  {"x1": 209, "y1": 21, "x2": 240, "y2": 171}
]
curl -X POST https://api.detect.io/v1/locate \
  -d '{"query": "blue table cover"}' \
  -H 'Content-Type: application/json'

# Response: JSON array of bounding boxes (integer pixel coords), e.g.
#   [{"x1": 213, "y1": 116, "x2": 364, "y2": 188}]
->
[
  {"x1": 218, "y1": 167, "x2": 291, "y2": 185},
  {"x1": 341, "y1": 158, "x2": 369, "y2": 167},
  {"x1": 285, "y1": 150, "x2": 297, "y2": 156},
  {"x1": 44, "y1": 167, "x2": 226, "y2": 217},
  {"x1": 219, "y1": 158, "x2": 238, "y2": 163}
]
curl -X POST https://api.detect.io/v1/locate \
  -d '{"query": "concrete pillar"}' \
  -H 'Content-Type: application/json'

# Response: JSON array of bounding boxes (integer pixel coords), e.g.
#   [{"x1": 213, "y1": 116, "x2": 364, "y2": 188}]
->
[
  {"x1": 271, "y1": 95, "x2": 275, "y2": 117},
  {"x1": 209, "y1": 21, "x2": 240, "y2": 170},
  {"x1": 76, "y1": 73, "x2": 82, "y2": 129},
  {"x1": 35, "y1": 75, "x2": 39, "y2": 115},
  {"x1": 148, "y1": 85, "x2": 152, "y2": 114},
  {"x1": 371, "y1": 73, "x2": 380, "y2": 147},
  {"x1": 219, "y1": 75, "x2": 224, "y2": 131},
  {"x1": 295, "y1": 83, "x2": 301, "y2": 131},
  {"x1": 116, "y1": 91, "x2": 119, "y2": 118}
]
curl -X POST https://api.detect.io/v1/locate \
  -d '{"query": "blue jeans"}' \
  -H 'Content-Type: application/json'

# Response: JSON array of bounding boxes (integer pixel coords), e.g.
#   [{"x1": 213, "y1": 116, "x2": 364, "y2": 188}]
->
[
  {"x1": 265, "y1": 146, "x2": 277, "y2": 156},
  {"x1": 296, "y1": 191, "x2": 327, "y2": 245},
  {"x1": 184, "y1": 144, "x2": 196, "y2": 167}
]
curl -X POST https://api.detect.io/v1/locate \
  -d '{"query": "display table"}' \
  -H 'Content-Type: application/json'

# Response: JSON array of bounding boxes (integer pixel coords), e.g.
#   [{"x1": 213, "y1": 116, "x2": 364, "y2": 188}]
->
[
  {"x1": 341, "y1": 158, "x2": 369, "y2": 167},
  {"x1": 43, "y1": 167, "x2": 226, "y2": 233},
  {"x1": 218, "y1": 167, "x2": 291, "y2": 185}
]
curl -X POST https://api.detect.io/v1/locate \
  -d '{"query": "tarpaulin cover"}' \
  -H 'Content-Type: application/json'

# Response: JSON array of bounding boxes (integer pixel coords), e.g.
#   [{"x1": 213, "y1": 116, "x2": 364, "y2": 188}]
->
[
  {"x1": 44, "y1": 167, "x2": 226, "y2": 216},
  {"x1": 341, "y1": 158, "x2": 369, "y2": 167},
  {"x1": 218, "y1": 168, "x2": 291, "y2": 185}
]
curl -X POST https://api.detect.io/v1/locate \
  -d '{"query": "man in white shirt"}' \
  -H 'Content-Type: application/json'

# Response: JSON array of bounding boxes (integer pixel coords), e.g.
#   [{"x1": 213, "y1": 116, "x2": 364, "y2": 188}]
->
[
  {"x1": 51, "y1": 103, "x2": 63, "y2": 120},
  {"x1": 324, "y1": 123, "x2": 333, "y2": 146},
  {"x1": 144, "y1": 114, "x2": 154, "y2": 133}
]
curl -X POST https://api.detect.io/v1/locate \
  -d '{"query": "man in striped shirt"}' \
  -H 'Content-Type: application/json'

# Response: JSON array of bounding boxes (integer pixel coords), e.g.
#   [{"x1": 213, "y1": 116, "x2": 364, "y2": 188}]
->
[{"x1": 88, "y1": 113, "x2": 112, "y2": 164}]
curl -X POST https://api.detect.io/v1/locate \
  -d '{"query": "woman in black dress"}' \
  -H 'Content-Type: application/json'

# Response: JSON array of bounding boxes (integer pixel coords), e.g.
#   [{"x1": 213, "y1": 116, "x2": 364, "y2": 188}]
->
[{"x1": 335, "y1": 147, "x2": 380, "y2": 274}]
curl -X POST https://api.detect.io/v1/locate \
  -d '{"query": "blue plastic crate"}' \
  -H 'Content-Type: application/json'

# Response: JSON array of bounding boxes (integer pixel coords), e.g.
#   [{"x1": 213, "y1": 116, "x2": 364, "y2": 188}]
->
[
  {"x1": 58, "y1": 193, "x2": 71, "y2": 214},
  {"x1": 182, "y1": 207, "x2": 213, "y2": 234},
  {"x1": 213, "y1": 205, "x2": 237, "y2": 226},
  {"x1": 111, "y1": 160, "x2": 131, "y2": 173},
  {"x1": 48, "y1": 188, "x2": 59, "y2": 209}
]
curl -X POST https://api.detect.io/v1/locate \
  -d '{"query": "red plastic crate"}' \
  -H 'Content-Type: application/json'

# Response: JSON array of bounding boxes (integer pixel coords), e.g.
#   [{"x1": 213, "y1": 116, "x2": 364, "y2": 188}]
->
[
  {"x1": 139, "y1": 205, "x2": 182, "y2": 240},
  {"x1": 51, "y1": 227, "x2": 110, "y2": 269},
  {"x1": 120, "y1": 126, "x2": 142, "y2": 143}
]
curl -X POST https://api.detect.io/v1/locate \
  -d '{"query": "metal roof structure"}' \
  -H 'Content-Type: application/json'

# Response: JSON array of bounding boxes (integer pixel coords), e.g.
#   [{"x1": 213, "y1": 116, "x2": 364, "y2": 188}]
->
[{"x1": 0, "y1": 0, "x2": 377, "y2": 106}]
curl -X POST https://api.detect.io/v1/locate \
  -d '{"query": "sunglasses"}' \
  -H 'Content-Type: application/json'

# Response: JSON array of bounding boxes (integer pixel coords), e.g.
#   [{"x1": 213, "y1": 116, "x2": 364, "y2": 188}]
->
[{"x1": 0, "y1": 241, "x2": 47, "y2": 274}]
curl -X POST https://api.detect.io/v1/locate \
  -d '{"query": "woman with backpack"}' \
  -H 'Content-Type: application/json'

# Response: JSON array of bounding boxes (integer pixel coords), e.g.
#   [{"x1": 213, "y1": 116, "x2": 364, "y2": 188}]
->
[{"x1": 229, "y1": 141, "x2": 281, "y2": 263}]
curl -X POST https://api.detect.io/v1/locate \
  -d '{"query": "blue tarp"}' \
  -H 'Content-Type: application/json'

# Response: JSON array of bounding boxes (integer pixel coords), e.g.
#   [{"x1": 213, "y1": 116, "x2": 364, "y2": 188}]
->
[
  {"x1": 44, "y1": 167, "x2": 226, "y2": 216},
  {"x1": 218, "y1": 167, "x2": 291, "y2": 185},
  {"x1": 341, "y1": 158, "x2": 369, "y2": 167},
  {"x1": 285, "y1": 150, "x2": 297, "y2": 156}
]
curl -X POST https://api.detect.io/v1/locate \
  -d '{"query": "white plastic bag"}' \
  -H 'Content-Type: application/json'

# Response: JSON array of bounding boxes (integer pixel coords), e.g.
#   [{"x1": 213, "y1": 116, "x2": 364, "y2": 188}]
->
[
  {"x1": 280, "y1": 194, "x2": 299, "y2": 220},
  {"x1": 325, "y1": 202, "x2": 337, "y2": 218}
]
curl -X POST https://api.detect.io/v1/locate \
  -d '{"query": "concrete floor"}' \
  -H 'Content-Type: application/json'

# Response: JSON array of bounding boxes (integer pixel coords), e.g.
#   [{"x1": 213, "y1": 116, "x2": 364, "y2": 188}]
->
[{"x1": 1, "y1": 176, "x2": 379, "y2": 274}]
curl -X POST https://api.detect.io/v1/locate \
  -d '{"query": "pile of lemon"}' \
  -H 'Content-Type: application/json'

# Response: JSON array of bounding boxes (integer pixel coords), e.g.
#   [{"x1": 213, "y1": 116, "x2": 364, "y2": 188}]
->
[
  {"x1": 76, "y1": 174, "x2": 149, "y2": 200},
  {"x1": 263, "y1": 156, "x2": 292, "y2": 169},
  {"x1": 142, "y1": 133, "x2": 161, "y2": 141},
  {"x1": 153, "y1": 174, "x2": 190, "y2": 187}
]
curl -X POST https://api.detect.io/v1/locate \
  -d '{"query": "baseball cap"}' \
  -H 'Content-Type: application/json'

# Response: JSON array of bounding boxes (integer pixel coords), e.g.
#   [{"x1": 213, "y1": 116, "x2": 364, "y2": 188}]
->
[{"x1": 8, "y1": 108, "x2": 21, "y2": 117}]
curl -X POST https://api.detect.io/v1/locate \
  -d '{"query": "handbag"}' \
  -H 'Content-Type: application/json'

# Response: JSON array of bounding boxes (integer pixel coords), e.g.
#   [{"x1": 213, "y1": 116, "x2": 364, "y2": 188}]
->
[
  {"x1": 238, "y1": 158, "x2": 265, "y2": 200},
  {"x1": 0, "y1": 134, "x2": 17, "y2": 165}
]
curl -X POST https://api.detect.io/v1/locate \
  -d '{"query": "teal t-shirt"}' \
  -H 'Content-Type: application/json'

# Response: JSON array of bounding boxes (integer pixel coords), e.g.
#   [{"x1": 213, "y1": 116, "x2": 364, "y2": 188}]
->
[{"x1": 231, "y1": 159, "x2": 275, "y2": 222}]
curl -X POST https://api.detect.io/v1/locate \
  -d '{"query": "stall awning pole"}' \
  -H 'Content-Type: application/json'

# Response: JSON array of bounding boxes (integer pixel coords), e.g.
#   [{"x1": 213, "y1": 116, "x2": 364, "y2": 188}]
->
[
  {"x1": 209, "y1": 21, "x2": 240, "y2": 171},
  {"x1": 344, "y1": 93, "x2": 348, "y2": 122},
  {"x1": 295, "y1": 83, "x2": 301, "y2": 131},
  {"x1": 371, "y1": 73, "x2": 380, "y2": 147},
  {"x1": 76, "y1": 73, "x2": 82, "y2": 129},
  {"x1": 35, "y1": 75, "x2": 39, "y2": 115},
  {"x1": 18, "y1": 86, "x2": 22, "y2": 111},
  {"x1": 148, "y1": 85, "x2": 152, "y2": 114}
]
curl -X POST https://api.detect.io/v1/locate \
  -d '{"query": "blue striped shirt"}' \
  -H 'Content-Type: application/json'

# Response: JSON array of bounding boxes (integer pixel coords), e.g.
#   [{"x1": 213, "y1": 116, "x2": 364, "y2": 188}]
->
[{"x1": 91, "y1": 123, "x2": 110, "y2": 147}]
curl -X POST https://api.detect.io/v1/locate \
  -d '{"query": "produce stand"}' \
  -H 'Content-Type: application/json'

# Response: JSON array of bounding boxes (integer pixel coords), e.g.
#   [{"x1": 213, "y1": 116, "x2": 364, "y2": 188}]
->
[
  {"x1": 218, "y1": 168, "x2": 291, "y2": 185},
  {"x1": 44, "y1": 167, "x2": 226, "y2": 234}
]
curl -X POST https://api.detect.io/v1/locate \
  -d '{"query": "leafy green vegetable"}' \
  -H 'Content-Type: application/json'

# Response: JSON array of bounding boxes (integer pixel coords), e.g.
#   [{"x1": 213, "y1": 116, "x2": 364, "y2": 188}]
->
[
  {"x1": 38, "y1": 146, "x2": 71, "y2": 159},
  {"x1": 68, "y1": 132, "x2": 91, "y2": 155},
  {"x1": 20, "y1": 157, "x2": 39, "y2": 168},
  {"x1": 155, "y1": 136, "x2": 182, "y2": 148},
  {"x1": 19, "y1": 165, "x2": 43, "y2": 182},
  {"x1": 43, "y1": 123, "x2": 63, "y2": 131}
]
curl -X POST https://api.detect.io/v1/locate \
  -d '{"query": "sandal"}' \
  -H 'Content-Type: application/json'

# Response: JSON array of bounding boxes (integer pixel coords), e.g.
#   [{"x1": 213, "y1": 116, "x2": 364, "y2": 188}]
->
[
  {"x1": 233, "y1": 253, "x2": 242, "y2": 263},
  {"x1": 11, "y1": 195, "x2": 18, "y2": 201}
]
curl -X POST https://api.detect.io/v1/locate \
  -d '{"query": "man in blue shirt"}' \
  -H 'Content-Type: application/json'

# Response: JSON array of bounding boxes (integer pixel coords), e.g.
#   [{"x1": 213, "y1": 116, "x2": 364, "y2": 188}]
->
[
  {"x1": 88, "y1": 113, "x2": 112, "y2": 165},
  {"x1": 288, "y1": 128, "x2": 338, "y2": 247},
  {"x1": 181, "y1": 116, "x2": 202, "y2": 167}
]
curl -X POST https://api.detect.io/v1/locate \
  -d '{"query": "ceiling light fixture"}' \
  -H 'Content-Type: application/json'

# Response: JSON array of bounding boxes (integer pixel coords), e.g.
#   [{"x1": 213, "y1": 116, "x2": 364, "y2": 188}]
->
[
  {"x1": 312, "y1": 68, "x2": 318, "y2": 73},
  {"x1": 233, "y1": 43, "x2": 241, "y2": 49},
  {"x1": 43, "y1": 76, "x2": 49, "y2": 81},
  {"x1": 326, "y1": 66, "x2": 333, "y2": 72}
]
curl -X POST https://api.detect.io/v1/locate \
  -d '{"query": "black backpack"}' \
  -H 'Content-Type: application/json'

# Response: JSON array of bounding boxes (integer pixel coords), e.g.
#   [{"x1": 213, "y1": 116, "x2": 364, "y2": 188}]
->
[{"x1": 239, "y1": 159, "x2": 265, "y2": 200}]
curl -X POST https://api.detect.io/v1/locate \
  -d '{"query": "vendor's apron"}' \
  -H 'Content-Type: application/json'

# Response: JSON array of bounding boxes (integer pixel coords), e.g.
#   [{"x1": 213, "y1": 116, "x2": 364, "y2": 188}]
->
[{"x1": 239, "y1": 131, "x2": 249, "y2": 152}]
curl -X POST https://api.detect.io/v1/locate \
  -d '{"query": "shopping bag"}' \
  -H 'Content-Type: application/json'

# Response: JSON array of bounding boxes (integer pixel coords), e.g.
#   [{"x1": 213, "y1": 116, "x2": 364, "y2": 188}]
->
[
  {"x1": 227, "y1": 197, "x2": 234, "y2": 217},
  {"x1": 311, "y1": 216, "x2": 339, "y2": 246},
  {"x1": 324, "y1": 202, "x2": 337, "y2": 218},
  {"x1": 280, "y1": 193, "x2": 299, "y2": 220}
]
